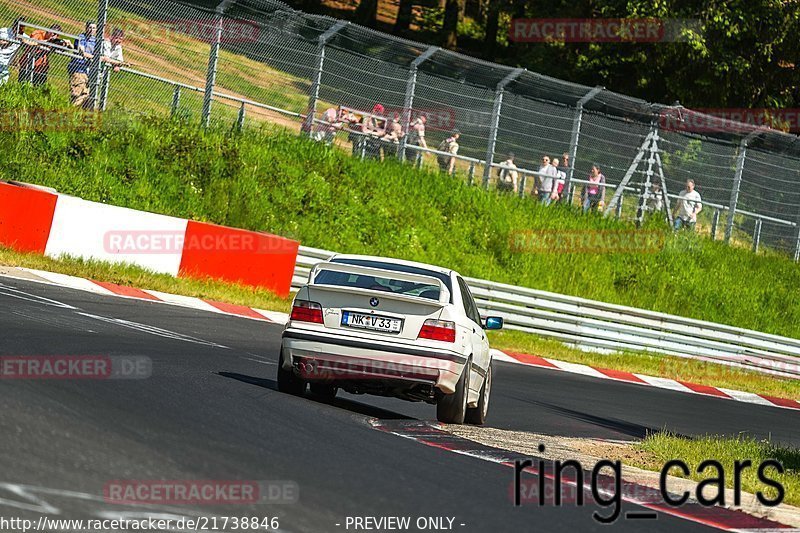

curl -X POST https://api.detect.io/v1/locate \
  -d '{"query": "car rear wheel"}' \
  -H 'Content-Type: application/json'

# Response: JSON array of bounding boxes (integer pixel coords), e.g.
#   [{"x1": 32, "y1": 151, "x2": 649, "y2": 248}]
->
[
  {"x1": 309, "y1": 383, "x2": 338, "y2": 400},
  {"x1": 465, "y1": 363, "x2": 491, "y2": 425},
  {"x1": 436, "y1": 361, "x2": 469, "y2": 424},
  {"x1": 277, "y1": 350, "x2": 306, "y2": 395}
]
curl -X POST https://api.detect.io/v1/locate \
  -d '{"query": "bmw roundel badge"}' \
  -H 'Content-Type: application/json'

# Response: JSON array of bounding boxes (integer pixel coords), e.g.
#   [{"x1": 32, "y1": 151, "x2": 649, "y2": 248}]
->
[{"x1": 370, "y1": 297, "x2": 379, "y2": 307}]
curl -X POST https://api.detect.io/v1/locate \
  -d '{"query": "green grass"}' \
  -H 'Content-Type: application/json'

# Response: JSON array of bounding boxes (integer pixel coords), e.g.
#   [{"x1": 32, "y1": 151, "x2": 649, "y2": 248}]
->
[
  {"x1": 634, "y1": 433, "x2": 800, "y2": 507},
  {"x1": 489, "y1": 330, "x2": 800, "y2": 400},
  {"x1": 0, "y1": 246, "x2": 292, "y2": 313},
  {"x1": 3, "y1": 83, "x2": 800, "y2": 343}
]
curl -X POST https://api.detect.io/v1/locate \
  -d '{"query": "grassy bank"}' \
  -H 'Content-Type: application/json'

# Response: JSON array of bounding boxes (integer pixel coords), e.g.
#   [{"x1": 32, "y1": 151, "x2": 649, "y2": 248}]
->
[
  {"x1": 634, "y1": 433, "x2": 800, "y2": 507},
  {"x1": 2, "y1": 83, "x2": 800, "y2": 343}
]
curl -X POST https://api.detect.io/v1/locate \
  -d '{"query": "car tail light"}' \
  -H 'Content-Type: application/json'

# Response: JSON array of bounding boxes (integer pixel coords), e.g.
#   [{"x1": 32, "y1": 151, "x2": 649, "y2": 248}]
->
[
  {"x1": 418, "y1": 319, "x2": 456, "y2": 342},
  {"x1": 290, "y1": 300, "x2": 323, "y2": 324}
]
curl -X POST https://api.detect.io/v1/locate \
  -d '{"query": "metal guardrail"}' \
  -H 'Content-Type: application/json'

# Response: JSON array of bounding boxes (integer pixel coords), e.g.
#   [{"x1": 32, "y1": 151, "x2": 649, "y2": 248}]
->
[{"x1": 292, "y1": 246, "x2": 800, "y2": 379}]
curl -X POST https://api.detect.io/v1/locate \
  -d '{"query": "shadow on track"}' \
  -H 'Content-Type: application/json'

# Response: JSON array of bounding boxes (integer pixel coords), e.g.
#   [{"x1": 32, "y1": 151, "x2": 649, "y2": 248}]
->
[
  {"x1": 510, "y1": 396, "x2": 690, "y2": 440},
  {"x1": 218, "y1": 371, "x2": 414, "y2": 421}
]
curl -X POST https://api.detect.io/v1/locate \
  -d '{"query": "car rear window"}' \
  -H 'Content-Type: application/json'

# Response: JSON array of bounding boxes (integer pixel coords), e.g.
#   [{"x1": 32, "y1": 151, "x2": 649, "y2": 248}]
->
[
  {"x1": 330, "y1": 258, "x2": 453, "y2": 303},
  {"x1": 315, "y1": 270, "x2": 441, "y2": 301}
]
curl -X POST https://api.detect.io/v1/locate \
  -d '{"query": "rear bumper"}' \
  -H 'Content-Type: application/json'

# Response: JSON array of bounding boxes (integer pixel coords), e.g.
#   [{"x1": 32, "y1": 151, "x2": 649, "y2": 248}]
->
[{"x1": 281, "y1": 329, "x2": 466, "y2": 394}]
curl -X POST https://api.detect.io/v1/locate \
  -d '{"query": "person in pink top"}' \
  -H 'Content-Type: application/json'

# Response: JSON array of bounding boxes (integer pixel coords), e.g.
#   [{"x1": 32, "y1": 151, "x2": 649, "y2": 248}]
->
[{"x1": 582, "y1": 164, "x2": 606, "y2": 213}]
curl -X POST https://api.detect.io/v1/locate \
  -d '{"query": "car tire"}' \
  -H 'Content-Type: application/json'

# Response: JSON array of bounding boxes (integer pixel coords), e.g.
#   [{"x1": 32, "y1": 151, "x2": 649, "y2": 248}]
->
[
  {"x1": 436, "y1": 360, "x2": 469, "y2": 424},
  {"x1": 465, "y1": 362, "x2": 491, "y2": 425},
  {"x1": 277, "y1": 350, "x2": 306, "y2": 396},
  {"x1": 309, "y1": 383, "x2": 337, "y2": 400}
]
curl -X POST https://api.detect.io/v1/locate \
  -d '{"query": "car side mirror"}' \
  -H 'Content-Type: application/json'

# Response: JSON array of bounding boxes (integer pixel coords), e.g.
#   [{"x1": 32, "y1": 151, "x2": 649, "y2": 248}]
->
[{"x1": 484, "y1": 316, "x2": 503, "y2": 330}]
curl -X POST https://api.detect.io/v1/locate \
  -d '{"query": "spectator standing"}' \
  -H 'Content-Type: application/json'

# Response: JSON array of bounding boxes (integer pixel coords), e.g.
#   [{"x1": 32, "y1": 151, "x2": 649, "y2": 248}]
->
[
  {"x1": 18, "y1": 24, "x2": 70, "y2": 86},
  {"x1": 673, "y1": 179, "x2": 702, "y2": 231},
  {"x1": 405, "y1": 114, "x2": 427, "y2": 162},
  {"x1": 0, "y1": 24, "x2": 21, "y2": 85},
  {"x1": 582, "y1": 164, "x2": 606, "y2": 213},
  {"x1": 67, "y1": 21, "x2": 97, "y2": 108},
  {"x1": 362, "y1": 103, "x2": 386, "y2": 160},
  {"x1": 556, "y1": 152, "x2": 570, "y2": 201},
  {"x1": 437, "y1": 130, "x2": 460, "y2": 174},
  {"x1": 537, "y1": 155, "x2": 557, "y2": 205},
  {"x1": 100, "y1": 28, "x2": 125, "y2": 71},
  {"x1": 551, "y1": 157, "x2": 566, "y2": 202},
  {"x1": 497, "y1": 153, "x2": 518, "y2": 194}
]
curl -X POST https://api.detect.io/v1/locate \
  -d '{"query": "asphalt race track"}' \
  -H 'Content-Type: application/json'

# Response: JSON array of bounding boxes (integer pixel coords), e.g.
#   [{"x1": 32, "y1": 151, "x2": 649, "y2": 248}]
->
[{"x1": 1, "y1": 276, "x2": 798, "y2": 532}]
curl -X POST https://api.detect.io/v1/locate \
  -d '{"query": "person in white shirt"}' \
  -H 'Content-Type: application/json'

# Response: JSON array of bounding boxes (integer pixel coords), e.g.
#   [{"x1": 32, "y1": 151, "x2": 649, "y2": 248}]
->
[
  {"x1": 100, "y1": 28, "x2": 125, "y2": 71},
  {"x1": 551, "y1": 157, "x2": 566, "y2": 202},
  {"x1": 673, "y1": 179, "x2": 702, "y2": 230},
  {"x1": 0, "y1": 25, "x2": 22, "y2": 85},
  {"x1": 497, "y1": 153, "x2": 519, "y2": 194},
  {"x1": 537, "y1": 155, "x2": 558, "y2": 205}
]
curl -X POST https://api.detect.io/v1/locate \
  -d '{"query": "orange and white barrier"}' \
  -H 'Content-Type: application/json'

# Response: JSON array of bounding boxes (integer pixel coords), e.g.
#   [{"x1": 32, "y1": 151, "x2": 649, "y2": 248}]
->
[{"x1": 0, "y1": 182, "x2": 299, "y2": 296}]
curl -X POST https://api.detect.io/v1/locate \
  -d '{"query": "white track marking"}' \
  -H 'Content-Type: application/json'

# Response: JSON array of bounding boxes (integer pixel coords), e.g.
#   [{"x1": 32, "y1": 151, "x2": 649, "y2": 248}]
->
[
  {"x1": 635, "y1": 375, "x2": 695, "y2": 393},
  {"x1": 21, "y1": 269, "x2": 115, "y2": 295},
  {"x1": 77, "y1": 312, "x2": 229, "y2": 349},
  {"x1": 141, "y1": 290, "x2": 222, "y2": 313},
  {"x1": 543, "y1": 358, "x2": 607, "y2": 379},
  {"x1": 717, "y1": 389, "x2": 775, "y2": 407}
]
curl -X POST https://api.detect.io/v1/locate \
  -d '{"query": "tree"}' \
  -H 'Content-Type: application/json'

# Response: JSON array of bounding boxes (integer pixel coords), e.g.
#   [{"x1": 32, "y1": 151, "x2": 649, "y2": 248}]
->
[
  {"x1": 394, "y1": 0, "x2": 415, "y2": 34},
  {"x1": 354, "y1": 0, "x2": 379, "y2": 27},
  {"x1": 441, "y1": 0, "x2": 463, "y2": 48}
]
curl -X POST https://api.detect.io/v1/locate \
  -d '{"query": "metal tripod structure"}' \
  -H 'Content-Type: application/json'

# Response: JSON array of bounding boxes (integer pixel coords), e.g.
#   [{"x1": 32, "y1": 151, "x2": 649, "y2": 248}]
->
[{"x1": 604, "y1": 128, "x2": 673, "y2": 227}]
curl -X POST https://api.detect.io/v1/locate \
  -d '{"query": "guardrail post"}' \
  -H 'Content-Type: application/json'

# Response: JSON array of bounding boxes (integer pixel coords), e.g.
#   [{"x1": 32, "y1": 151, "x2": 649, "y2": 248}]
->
[
  {"x1": 752, "y1": 218, "x2": 762, "y2": 253},
  {"x1": 725, "y1": 131, "x2": 760, "y2": 243},
  {"x1": 710, "y1": 208, "x2": 720, "y2": 240},
  {"x1": 399, "y1": 46, "x2": 437, "y2": 162},
  {"x1": 170, "y1": 85, "x2": 181, "y2": 117},
  {"x1": 88, "y1": 0, "x2": 109, "y2": 110},
  {"x1": 303, "y1": 21, "x2": 348, "y2": 137},
  {"x1": 201, "y1": 2, "x2": 229, "y2": 128},
  {"x1": 518, "y1": 174, "x2": 526, "y2": 198},
  {"x1": 236, "y1": 101, "x2": 246, "y2": 131},
  {"x1": 635, "y1": 120, "x2": 659, "y2": 227},
  {"x1": 615, "y1": 192, "x2": 623, "y2": 219},
  {"x1": 482, "y1": 68, "x2": 524, "y2": 189},
  {"x1": 565, "y1": 86, "x2": 603, "y2": 206},
  {"x1": 467, "y1": 161, "x2": 475, "y2": 185}
]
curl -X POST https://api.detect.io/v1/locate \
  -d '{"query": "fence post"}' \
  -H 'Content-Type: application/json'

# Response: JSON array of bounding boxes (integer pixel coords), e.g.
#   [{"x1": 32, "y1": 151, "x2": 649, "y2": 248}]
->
[
  {"x1": 616, "y1": 192, "x2": 623, "y2": 219},
  {"x1": 467, "y1": 161, "x2": 475, "y2": 185},
  {"x1": 236, "y1": 101, "x2": 246, "y2": 131},
  {"x1": 794, "y1": 224, "x2": 800, "y2": 262},
  {"x1": 482, "y1": 68, "x2": 524, "y2": 189},
  {"x1": 710, "y1": 208, "x2": 720, "y2": 240},
  {"x1": 518, "y1": 174, "x2": 527, "y2": 198},
  {"x1": 565, "y1": 86, "x2": 603, "y2": 206},
  {"x1": 635, "y1": 120, "x2": 659, "y2": 227},
  {"x1": 399, "y1": 46, "x2": 438, "y2": 162},
  {"x1": 88, "y1": 0, "x2": 109, "y2": 110},
  {"x1": 725, "y1": 131, "x2": 761, "y2": 243},
  {"x1": 752, "y1": 218, "x2": 762, "y2": 253},
  {"x1": 303, "y1": 21, "x2": 348, "y2": 136},
  {"x1": 170, "y1": 85, "x2": 181, "y2": 117},
  {"x1": 201, "y1": 5, "x2": 227, "y2": 128},
  {"x1": 98, "y1": 66, "x2": 110, "y2": 111}
]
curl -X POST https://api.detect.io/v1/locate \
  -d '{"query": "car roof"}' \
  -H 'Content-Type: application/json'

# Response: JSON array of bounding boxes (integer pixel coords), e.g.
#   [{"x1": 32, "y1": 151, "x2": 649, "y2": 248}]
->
[{"x1": 330, "y1": 254, "x2": 456, "y2": 277}]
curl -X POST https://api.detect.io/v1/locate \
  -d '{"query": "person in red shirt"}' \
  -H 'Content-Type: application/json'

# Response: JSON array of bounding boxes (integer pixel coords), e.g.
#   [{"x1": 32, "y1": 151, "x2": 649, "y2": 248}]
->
[{"x1": 18, "y1": 24, "x2": 71, "y2": 86}]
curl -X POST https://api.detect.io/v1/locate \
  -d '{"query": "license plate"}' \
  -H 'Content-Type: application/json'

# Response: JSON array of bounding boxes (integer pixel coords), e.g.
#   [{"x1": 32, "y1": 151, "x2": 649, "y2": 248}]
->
[{"x1": 341, "y1": 311, "x2": 402, "y2": 333}]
